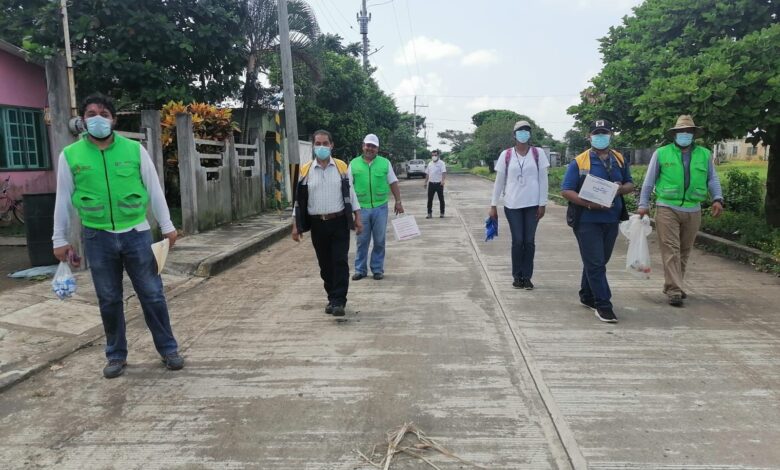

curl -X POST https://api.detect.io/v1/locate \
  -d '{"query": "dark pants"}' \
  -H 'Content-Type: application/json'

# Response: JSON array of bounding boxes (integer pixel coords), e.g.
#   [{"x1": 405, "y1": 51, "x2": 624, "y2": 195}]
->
[
  {"x1": 574, "y1": 222, "x2": 619, "y2": 309},
  {"x1": 427, "y1": 182, "x2": 445, "y2": 214},
  {"x1": 84, "y1": 228, "x2": 178, "y2": 361},
  {"x1": 310, "y1": 215, "x2": 351, "y2": 306},
  {"x1": 504, "y1": 206, "x2": 539, "y2": 280}
]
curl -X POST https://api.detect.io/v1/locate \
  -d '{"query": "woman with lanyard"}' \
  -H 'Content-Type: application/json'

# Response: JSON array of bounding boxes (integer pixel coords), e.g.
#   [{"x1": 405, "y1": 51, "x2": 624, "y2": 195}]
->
[{"x1": 488, "y1": 120, "x2": 550, "y2": 290}]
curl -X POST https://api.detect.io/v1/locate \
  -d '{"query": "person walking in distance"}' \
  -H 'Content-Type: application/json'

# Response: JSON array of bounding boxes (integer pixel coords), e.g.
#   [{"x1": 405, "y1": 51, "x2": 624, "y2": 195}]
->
[
  {"x1": 291, "y1": 130, "x2": 363, "y2": 317},
  {"x1": 488, "y1": 120, "x2": 550, "y2": 290},
  {"x1": 52, "y1": 94, "x2": 183, "y2": 379},
  {"x1": 425, "y1": 150, "x2": 447, "y2": 219},
  {"x1": 350, "y1": 134, "x2": 404, "y2": 281}
]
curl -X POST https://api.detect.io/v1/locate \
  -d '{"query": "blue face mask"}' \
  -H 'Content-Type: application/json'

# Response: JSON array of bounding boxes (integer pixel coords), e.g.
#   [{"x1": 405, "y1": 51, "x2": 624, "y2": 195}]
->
[
  {"x1": 675, "y1": 132, "x2": 694, "y2": 147},
  {"x1": 515, "y1": 130, "x2": 531, "y2": 144},
  {"x1": 313, "y1": 146, "x2": 331, "y2": 160},
  {"x1": 591, "y1": 133, "x2": 611, "y2": 150},
  {"x1": 86, "y1": 115, "x2": 113, "y2": 139}
]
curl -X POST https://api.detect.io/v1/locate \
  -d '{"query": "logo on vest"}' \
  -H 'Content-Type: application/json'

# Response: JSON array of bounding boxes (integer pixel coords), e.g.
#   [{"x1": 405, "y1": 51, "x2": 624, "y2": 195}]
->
[{"x1": 72, "y1": 164, "x2": 93, "y2": 174}]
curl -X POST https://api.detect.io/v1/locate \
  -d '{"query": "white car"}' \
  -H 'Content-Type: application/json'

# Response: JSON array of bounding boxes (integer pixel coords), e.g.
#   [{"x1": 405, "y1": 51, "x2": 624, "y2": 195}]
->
[{"x1": 404, "y1": 159, "x2": 426, "y2": 179}]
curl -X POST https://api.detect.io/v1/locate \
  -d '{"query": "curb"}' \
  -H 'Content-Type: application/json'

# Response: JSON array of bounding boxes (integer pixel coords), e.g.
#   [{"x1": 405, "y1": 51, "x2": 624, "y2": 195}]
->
[
  {"x1": 194, "y1": 222, "x2": 292, "y2": 277},
  {"x1": 0, "y1": 276, "x2": 205, "y2": 393}
]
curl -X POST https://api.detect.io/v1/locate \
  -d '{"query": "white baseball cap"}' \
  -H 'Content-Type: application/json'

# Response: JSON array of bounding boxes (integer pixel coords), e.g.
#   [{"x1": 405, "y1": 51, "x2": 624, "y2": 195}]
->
[{"x1": 363, "y1": 133, "x2": 380, "y2": 147}]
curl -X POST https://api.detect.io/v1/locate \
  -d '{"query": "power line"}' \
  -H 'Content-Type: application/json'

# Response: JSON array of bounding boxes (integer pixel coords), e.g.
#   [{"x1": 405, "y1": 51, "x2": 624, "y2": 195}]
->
[
  {"x1": 389, "y1": 0, "x2": 415, "y2": 95},
  {"x1": 404, "y1": 0, "x2": 422, "y2": 80},
  {"x1": 398, "y1": 94, "x2": 579, "y2": 99},
  {"x1": 321, "y1": 0, "x2": 361, "y2": 39}
]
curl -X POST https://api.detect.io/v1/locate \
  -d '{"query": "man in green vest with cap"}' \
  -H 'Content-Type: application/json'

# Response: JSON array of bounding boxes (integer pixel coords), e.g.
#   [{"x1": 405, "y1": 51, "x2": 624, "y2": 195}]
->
[
  {"x1": 638, "y1": 115, "x2": 724, "y2": 307},
  {"x1": 349, "y1": 133, "x2": 404, "y2": 280},
  {"x1": 52, "y1": 94, "x2": 183, "y2": 378}
]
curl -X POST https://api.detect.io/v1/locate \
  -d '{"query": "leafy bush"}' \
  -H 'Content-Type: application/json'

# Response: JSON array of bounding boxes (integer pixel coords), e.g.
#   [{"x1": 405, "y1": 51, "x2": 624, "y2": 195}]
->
[
  {"x1": 702, "y1": 211, "x2": 780, "y2": 259},
  {"x1": 470, "y1": 166, "x2": 493, "y2": 179},
  {"x1": 723, "y1": 169, "x2": 763, "y2": 214}
]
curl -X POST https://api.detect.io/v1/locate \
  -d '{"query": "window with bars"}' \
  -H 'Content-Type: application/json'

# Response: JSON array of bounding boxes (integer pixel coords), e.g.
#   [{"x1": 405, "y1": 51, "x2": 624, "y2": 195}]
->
[{"x1": 0, "y1": 107, "x2": 50, "y2": 170}]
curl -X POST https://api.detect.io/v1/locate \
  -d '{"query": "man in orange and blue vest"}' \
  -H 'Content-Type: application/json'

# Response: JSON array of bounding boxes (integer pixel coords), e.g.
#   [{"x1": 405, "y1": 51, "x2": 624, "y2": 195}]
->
[{"x1": 561, "y1": 119, "x2": 634, "y2": 323}]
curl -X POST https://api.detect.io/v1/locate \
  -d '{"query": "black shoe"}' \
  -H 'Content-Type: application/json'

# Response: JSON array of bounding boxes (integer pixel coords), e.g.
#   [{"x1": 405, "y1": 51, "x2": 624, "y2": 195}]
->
[
  {"x1": 669, "y1": 295, "x2": 684, "y2": 307},
  {"x1": 440, "y1": 213, "x2": 445, "y2": 218},
  {"x1": 325, "y1": 303, "x2": 334, "y2": 314},
  {"x1": 103, "y1": 359, "x2": 127, "y2": 379},
  {"x1": 352, "y1": 273, "x2": 366, "y2": 281},
  {"x1": 524, "y1": 279, "x2": 534, "y2": 290},
  {"x1": 681, "y1": 292, "x2": 688, "y2": 300},
  {"x1": 331, "y1": 304, "x2": 346, "y2": 317},
  {"x1": 161, "y1": 352, "x2": 184, "y2": 370},
  {"x1": 373, "y1": 273, "x2": 384, "y2": 280},
  {"x1": 513, "y1": 278, "x2": 524, "y2": 289},
  {"x1": 595, "y1": 308, "x2": 618, "y2": 323},
  {"x1": 426, "y1": 213, "x2": 432, "y2": 219},
  {"x1": 580, "y1": 298, "x2": 597, "y2": 310}
]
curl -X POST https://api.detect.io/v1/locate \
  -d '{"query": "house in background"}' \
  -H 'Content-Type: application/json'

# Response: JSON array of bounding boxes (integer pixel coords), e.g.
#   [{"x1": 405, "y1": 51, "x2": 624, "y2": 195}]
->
[
  {"x1": 0, "y1": 39, "x2": 54, "y2": 200},
  {"x1": 716, "y1": 137, "x2": 770, "y2": 162}
]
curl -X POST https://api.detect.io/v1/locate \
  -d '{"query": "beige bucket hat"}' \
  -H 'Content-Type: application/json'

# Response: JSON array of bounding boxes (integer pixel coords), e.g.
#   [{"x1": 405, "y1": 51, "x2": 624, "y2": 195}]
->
[{"x1": 666, "y1": 115, "x2": 704, "y2": 139}]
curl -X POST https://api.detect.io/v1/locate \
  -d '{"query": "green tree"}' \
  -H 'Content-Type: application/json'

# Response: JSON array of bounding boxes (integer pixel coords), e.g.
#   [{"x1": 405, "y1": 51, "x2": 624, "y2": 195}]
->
[
  {"x1": 568, "y1": 0, "x2": 780, "y2": 225},
  {"x1": 239, "y1": 0, "x2": 320, "y2": 141},
  {"x1": 564, "y1": 128, "x2": 590, "y2": 155},
  {"x1": 437, "y1": 129, "x2": 473, "y2": 153},
  {"x1": 1, "y1": 0, "x2": 247, "y2": 107}
]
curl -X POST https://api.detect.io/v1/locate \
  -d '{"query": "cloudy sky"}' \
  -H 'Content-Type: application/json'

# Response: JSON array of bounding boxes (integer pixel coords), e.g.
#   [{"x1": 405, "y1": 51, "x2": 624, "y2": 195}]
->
[{"x1": 305, "y1": 0, "x2": 644, "y2": 147}]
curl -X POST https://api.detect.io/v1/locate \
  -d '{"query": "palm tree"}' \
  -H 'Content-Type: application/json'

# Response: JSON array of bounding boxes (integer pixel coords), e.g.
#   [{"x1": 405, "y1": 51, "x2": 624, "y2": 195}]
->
[{"x1": 240, "y1": 0, "x2": 320, "y2": 142}]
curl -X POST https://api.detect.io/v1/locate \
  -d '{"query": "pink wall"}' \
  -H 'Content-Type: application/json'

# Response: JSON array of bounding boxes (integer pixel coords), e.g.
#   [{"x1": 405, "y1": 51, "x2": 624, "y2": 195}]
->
[
  {"x1": 0, "y1": 50, "x2": 47, "y2": 108},
  {"x1": 1, "y1": 171, "x2": 56, "y2": 199}
]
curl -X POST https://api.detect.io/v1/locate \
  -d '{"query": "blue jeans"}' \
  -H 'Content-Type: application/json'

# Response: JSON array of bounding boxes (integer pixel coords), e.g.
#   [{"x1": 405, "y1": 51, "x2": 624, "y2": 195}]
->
[
  {"x1": 574, "y1": 222, "x2": 619, "y2": 309},
  {"x1": 355, "y1": 204, "x2": 388, "y2": 275},
  {"x1": 504, "y1": 206, "x2": 539, "y2": 280},
  {"x1": 84, "y1": 228, "x2": 178, "y2": 361}
]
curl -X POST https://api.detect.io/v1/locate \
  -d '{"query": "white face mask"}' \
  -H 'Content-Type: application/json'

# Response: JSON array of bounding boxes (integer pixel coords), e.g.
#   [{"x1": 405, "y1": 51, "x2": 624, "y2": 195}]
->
[{"x1": 432, "y1": 156, "x2": 439, "y2": 162}]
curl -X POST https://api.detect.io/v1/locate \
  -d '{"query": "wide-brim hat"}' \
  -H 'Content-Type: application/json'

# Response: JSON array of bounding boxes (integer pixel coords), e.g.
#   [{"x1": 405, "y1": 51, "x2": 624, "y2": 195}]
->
[{"x1": 666, "y1": 115, "x2": 704, "y2": 139}]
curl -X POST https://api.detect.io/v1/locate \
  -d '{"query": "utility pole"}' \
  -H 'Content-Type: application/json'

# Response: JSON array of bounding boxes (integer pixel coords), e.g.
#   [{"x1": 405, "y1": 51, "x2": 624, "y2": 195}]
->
[
  {"x1": 357, "y1": 0, "x2": 371, "y2": 72},
  {"x1": 278, "y1": 0, "x2": 300, "y2": 165},
  {"x1": 59, "y1": 0, "x2": 77, "y2": 117},
  {"x1": 412, "y1": 95, "x2": 428, "y2": 160}
]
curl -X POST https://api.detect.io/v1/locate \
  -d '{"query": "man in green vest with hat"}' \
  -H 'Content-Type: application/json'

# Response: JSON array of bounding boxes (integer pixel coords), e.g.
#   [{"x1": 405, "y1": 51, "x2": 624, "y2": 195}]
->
[
  {"x1": 349, "y1": 133, "x2": 404, "y2": 280},
  {"x1": 52, "y1": 94, "x2": 183, "y2": 378},
  {"x1": 638, "y1": 115, "x2": 724, "y2": 307}
]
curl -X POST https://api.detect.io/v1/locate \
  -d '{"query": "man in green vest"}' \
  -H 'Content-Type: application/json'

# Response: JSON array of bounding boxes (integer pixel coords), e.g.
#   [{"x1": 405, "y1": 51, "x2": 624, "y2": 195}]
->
[
  {"x1": 638, "y1": 115, "x2": 724, "y2": 307},
  {"x1": 349, "y1": 133, "x2": 404, "y2": 280},
  {"x1": 52, "y1": 94, "x2": 183, "y2": 378}
]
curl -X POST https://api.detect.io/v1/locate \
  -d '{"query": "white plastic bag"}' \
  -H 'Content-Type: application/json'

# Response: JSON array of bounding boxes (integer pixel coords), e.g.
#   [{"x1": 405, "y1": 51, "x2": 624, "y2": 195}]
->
[
  {"x1": 51, "y1": 262, "x2": 77, "y2": 300},
  {"x1": 619, "y1": 214, "x2": 653, "y2": 279}
]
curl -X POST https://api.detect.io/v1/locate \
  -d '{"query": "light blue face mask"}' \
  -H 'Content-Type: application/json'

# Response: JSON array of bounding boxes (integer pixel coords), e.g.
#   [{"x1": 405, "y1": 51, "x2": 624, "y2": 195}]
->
[
  {"x1": 515, "y1": 130, "x2": 531, "y2": 144},
  {"x1": 86, "y1": 115, "x2": 112, "y2": 139},
  {"x1": 675, "y1": 132, "x2": 694, "y2": 147},
  {"x1": 591, "y1": 133, "x2": 611, "y2": 150},
  {"x1": 314, "y1": 146, "x2": 332, "y2": 160}
]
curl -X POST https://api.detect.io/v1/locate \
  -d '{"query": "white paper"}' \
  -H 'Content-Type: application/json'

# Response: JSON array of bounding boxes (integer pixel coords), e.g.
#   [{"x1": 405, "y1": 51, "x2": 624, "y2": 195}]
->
[
  {"x1": 579, "y1": 174, "x2": 619, "y2": 207},
  {"x1": 392, "y1": 215, "x2": 421, "y2": 241},
  {"x1": 150, "y1": 239, "x2": 170, "y2": 275}
]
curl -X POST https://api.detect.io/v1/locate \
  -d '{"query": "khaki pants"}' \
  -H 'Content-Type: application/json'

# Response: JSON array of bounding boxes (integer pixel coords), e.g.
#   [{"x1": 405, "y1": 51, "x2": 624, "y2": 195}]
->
[{"x1": 655, "y1": 207, "x2": 701, "y2": 297}]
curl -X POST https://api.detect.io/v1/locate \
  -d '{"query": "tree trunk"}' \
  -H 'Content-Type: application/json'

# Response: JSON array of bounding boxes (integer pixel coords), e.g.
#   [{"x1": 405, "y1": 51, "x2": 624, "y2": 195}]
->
[{"x1": 765, "y1": 126, "x2": 780, "y2": 228}]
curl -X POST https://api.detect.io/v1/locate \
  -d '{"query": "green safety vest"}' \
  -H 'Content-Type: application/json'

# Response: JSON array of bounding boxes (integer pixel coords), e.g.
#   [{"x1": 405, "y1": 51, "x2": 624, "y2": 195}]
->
[
  {"x1": 654, "y1": 143, "x2": 710, "y2": 208},
  {"x1": 350, "y1": 155, "x2": 390, "y2": 208},
  {"x1": 63, "y1": 133, "x2": 149, "y2": 230}
]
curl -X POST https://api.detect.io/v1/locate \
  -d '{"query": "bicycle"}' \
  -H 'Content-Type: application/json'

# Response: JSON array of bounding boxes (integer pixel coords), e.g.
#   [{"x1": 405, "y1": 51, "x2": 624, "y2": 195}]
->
[{"x1": 0, "y1": 175, "x2": 24, "y2": 224}]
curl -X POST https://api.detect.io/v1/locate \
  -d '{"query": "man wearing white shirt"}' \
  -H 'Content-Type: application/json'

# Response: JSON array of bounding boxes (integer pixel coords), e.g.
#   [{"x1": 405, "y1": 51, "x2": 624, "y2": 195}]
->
[
  {"x1": 52, "y1": 94, "x2": 182, "y2": 379},
  {"x1": 488, "y1": 120, "x2": 550, "y2": 290},
  {"x1": 424, "y1": 150, "x2": 447, "y2": 218}
]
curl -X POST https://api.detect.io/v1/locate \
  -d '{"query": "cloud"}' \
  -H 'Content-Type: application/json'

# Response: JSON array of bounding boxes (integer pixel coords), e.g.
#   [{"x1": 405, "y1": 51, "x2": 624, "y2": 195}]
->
[
  {"x1": 394, "y1": 36, "x2": 462, "y2": 66},
  {"x1": 461, "y1": 50, "x2": 499, "y2": 67}
]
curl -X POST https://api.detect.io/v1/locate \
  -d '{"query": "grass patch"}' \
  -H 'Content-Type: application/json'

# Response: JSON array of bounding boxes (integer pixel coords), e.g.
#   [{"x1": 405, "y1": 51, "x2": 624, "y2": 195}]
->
[
  {"x1": 469, "y1": 166, "x2": 495, "y2": 180},
  {"x1": 0, "y1": 222, "x2": 25, "y2": 237}
]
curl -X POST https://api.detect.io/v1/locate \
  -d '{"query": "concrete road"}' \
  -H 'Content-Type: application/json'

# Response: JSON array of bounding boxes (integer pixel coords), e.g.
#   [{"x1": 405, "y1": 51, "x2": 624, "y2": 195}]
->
[{"x1": 1, "y1": 174, "x2": 779, "y2": 469}]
